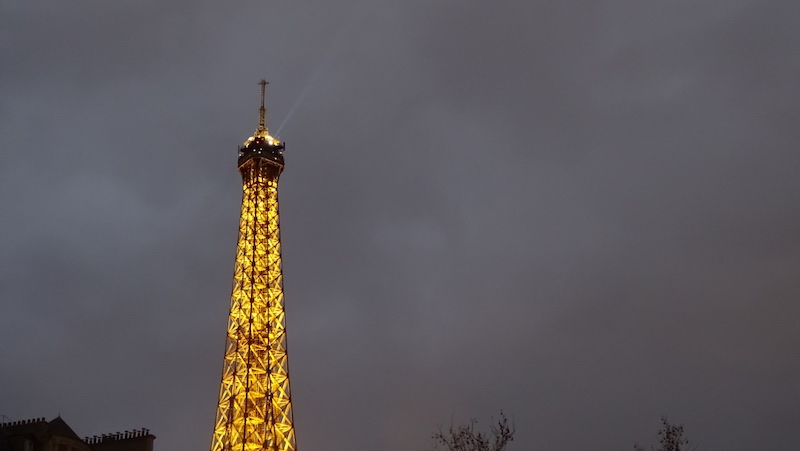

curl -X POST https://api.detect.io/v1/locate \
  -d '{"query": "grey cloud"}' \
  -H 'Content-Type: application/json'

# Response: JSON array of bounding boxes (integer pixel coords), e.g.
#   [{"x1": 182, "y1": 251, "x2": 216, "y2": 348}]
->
[{"x1": 2, "y1": 1, "x2": 799, "y2": 451}]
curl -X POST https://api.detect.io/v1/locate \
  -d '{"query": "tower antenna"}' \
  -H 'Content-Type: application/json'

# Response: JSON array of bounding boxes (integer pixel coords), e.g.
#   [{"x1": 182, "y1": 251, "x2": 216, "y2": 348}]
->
[{"x1": 257, "y1": 79, "x2": 268, "y2": 136}]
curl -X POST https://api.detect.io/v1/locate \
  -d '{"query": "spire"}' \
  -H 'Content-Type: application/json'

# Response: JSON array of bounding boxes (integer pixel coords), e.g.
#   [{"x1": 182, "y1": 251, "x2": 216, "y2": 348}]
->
[
  {"x1": 245, "y1": 79, "x2": 281, "y2": 147},
  {"x1": 256, "y1": 79, "x2": 269, "y2": 138}
]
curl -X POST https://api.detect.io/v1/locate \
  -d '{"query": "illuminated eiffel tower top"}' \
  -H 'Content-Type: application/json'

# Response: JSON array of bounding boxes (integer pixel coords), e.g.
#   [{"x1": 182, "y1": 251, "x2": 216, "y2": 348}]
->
[{"x1": 239, "y1": 80, "x2": 284, "y2": 169}]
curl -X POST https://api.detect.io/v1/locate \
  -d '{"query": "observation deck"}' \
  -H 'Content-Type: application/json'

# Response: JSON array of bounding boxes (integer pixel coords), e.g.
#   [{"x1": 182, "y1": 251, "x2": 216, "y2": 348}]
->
[{"x1": 237, "y1": 135, "x2": 285, "y2": 169}]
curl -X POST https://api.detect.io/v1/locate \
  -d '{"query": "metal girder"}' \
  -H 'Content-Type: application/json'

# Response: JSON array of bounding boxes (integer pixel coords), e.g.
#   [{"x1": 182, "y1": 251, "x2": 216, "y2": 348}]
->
[{"x1": 210, "y1": 155, "x2": 296, "y2": 451}]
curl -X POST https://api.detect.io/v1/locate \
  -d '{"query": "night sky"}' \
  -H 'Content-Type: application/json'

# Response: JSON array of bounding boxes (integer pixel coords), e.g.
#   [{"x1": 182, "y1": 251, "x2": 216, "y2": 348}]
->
[{"x1": 2, "y1": 1, "x2": 800, "y2": 450}]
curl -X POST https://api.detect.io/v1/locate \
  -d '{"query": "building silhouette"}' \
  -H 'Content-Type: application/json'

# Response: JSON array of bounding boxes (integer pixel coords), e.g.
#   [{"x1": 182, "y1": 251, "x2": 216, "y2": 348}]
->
[
  {"x1": 209, "y1": 81, "x2": 297, "y2": 451},
  {"x1": 0, "y1": 417, "x2": 154, "y2": 451}
]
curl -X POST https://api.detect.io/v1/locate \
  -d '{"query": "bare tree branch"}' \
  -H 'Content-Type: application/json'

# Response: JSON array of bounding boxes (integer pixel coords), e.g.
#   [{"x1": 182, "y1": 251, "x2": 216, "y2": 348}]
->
[{"x1": 431, "y1": 412, "x2": 514, "y2": 451}]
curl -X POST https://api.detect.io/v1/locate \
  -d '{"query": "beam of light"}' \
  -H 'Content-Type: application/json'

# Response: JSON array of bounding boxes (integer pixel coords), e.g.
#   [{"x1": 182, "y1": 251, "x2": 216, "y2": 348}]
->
[
  {"x1": 275, "y1": 0, "x2": 370, "y2": 136},
  {"x1": 274, "y1": 48, "x2": 333, "y2": 136}
]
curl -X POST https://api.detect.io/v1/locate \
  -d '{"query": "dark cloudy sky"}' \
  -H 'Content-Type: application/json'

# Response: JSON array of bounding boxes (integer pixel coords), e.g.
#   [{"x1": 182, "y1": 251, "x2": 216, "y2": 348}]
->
[{"x1": 2, "y1": 1, "x2": 800, "y2": 450}]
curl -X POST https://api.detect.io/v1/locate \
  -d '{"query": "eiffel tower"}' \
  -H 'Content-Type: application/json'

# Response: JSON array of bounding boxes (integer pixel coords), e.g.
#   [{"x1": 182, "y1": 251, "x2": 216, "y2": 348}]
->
[{"x1": 210, "y1": 80, "x2": 296, "y2": 451}]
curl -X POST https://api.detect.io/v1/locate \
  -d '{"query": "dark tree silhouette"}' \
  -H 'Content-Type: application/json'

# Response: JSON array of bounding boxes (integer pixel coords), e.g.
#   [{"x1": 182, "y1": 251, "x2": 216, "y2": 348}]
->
[
  {"x1": 634, "y1": 416, "x2": 694, "y2": 451},
  {"x1": 431, "y1": 412, "x2": 514, "y2": 451}
]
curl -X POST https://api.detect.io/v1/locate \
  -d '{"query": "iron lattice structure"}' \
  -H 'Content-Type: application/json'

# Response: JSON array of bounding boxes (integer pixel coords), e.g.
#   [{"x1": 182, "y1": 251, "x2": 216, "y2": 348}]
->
[{"x1": 211, "y1": 81, "x2": 296, "y2": 451}]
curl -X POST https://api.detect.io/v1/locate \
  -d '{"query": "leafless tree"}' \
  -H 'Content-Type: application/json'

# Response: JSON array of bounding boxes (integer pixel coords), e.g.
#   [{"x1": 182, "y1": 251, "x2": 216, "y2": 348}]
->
[
  {"x1": 431, "y1": 412, "x2": 514, "y2": 451},
  {"x1": 634, "y1": 416, "x2": 695, "y2": 451}
]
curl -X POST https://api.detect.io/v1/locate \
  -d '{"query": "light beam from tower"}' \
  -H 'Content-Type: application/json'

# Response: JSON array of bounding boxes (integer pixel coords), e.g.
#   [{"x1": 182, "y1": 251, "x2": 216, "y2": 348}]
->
[{"x1": 210, "y1": 80, "x2": 296, "y2": 451}]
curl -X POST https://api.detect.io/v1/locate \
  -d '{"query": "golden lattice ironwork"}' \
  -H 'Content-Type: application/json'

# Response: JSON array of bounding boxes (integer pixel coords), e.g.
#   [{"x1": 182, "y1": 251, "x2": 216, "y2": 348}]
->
[{"x1": 210, "y1": 81, "x2": 296, "y2": 451}]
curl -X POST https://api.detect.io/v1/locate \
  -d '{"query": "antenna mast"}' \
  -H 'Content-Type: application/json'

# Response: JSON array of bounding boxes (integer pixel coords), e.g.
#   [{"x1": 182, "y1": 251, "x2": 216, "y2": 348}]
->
[{"x1": 257, "y1": 79, "x2": 268, "y2": 136}]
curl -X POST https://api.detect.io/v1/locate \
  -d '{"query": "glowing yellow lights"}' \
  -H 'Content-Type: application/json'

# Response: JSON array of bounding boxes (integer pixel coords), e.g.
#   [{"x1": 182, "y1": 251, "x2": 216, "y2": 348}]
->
[
  {"x1": 210, "y1": 154, "x2": 296, "y2": 451},
  {"x1": 244, "y1": 134, "x2": 281, "y2": 147}
]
